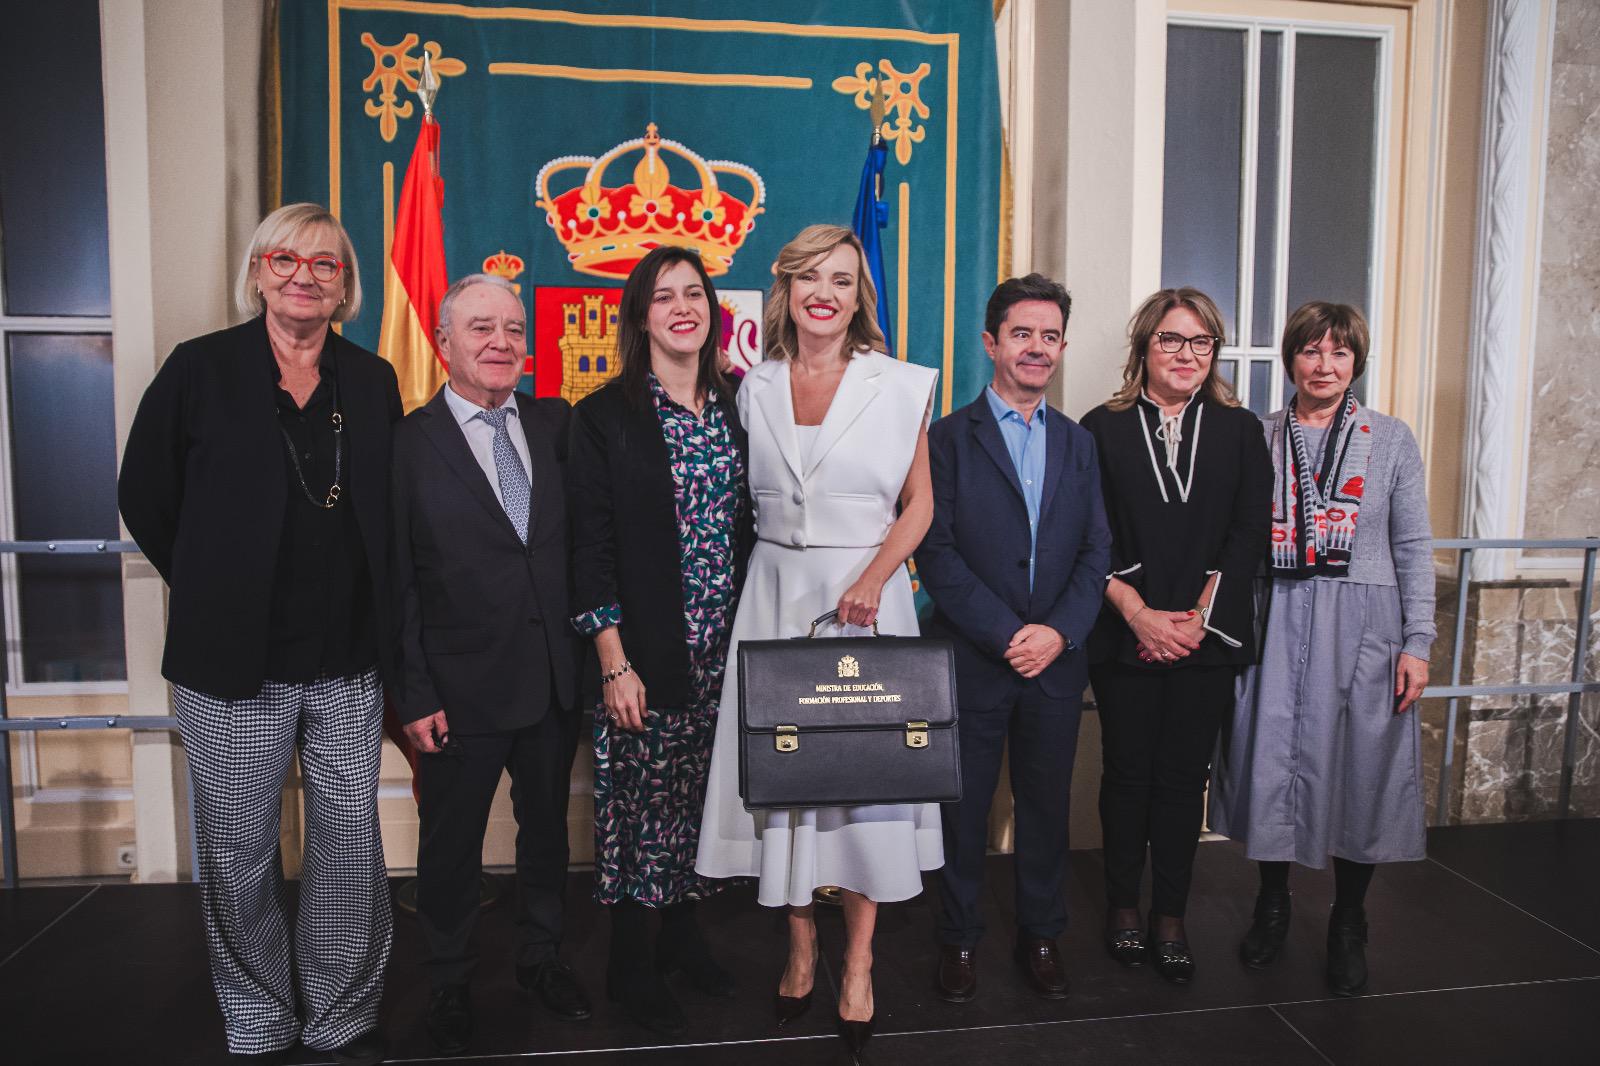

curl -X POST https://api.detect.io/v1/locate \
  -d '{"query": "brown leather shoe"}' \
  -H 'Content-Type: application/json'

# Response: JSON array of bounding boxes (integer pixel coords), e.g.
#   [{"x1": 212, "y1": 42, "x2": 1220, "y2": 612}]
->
[
  {"x1": 1014, "y1": 937, "x2": 1070, "y2": 999},
  {"x1": 935, "y1": 944, "x2": 978, "y2": 1003}
]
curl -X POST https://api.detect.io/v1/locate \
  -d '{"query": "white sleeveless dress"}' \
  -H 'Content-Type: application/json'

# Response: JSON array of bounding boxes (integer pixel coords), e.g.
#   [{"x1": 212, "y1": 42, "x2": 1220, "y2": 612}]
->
[{"x1": 694, "y1": 352, "x2": 945, "y2": 906}]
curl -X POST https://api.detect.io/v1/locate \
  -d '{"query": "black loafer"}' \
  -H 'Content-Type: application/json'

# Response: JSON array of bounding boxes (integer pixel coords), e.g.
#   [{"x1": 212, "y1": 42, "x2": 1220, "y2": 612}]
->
[
  {"x1": 332, "y1": 1028, "x2": 387, "y2": 1066},
  {"x1": 1326, "y1": 906, "x2": 1369, "y2": 997},
  {"x1": 1105, "y1": 925, "x2": 1148, "y2": 967},
  {"x1": 1240, "y1": 891, "x2": 1292, "y2": 968},
  {"x1": 425, "y1": 984, "x2": 471, "y2": 1055},
  {"x1": 1149, "y1": 934, "x2": 1195, "y2": 984},
  {"x1": 518, "y1": 959, "x2": 594, "y2": 1021}
]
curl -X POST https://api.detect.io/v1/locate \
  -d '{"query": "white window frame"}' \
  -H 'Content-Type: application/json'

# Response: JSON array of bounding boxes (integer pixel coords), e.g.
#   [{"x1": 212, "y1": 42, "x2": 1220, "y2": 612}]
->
[
  {"x1": 1167, "y1": 12, "x2": 1395, "y2": 415},
  {"x1": 0, "y1": 313, "x2": 128, "y2": 697}
]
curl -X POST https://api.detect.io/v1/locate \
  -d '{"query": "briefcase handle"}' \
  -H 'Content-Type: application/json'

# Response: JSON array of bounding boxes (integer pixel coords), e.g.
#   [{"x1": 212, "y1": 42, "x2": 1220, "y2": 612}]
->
[{"x1": 806, "y1": 609, "x2": 880, "y2": 639}]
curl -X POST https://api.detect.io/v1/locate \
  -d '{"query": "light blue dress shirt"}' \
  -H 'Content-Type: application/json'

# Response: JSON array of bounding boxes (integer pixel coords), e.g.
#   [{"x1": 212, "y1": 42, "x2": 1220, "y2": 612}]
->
[{"x1": 985, "y1": 385, "x2": 1047, "y2": 591}]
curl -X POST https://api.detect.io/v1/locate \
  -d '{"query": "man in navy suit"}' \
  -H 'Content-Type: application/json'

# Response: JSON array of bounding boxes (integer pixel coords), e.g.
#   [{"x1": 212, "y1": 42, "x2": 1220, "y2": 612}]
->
[{"x1": 917, "y1": 273, "x2": 1111, "y2": 1002}]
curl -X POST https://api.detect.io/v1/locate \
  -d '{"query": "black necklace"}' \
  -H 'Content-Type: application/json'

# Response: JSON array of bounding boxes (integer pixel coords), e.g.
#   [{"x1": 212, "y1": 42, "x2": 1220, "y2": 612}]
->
[{"x1": 278, "y1": 355, "x2": 343, "y2": 508}]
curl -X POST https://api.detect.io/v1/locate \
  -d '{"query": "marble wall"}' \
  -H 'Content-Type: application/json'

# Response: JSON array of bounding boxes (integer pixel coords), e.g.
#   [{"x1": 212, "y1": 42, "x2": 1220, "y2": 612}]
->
[
  {"x1": 1425, "y1": 574, "x2": 1600, "y2": 824},
  {"x1": 1523, "y1": 0, "x2": 1600, "y2": 540}
]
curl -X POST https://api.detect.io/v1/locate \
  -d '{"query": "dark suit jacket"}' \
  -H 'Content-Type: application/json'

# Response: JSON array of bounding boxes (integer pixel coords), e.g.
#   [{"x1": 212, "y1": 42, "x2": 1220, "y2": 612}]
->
[
  {"x1": 117, "y1": 316, "x2": 402, "y2": 700},
  {"x1": 567, "y1": 379, "x2": 754, "y2": 710},
  {"x1": 391, "y1": 386, "x2": 577, "y2": 732},
  {"x1": 917, "y1": 391, "x2": 1112, "y2": 706}
]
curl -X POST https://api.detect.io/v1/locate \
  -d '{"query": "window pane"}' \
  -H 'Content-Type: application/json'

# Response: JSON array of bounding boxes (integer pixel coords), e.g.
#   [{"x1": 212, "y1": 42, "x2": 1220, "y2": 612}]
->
[
  {"x1": 1252, "y1": 32, "x2": 1283, "y2": 347},
  {"x1": 1286, "y1": 33, "x2": 1378, "y2": 317},
  {"x1": 0, "y1": 0, "x2": 111, "y2": 316},
  {"x1": 1163, "y1": 26, "x2": 1245, "y2": 343},
  {"x1": 1248, "y1": 359, "x2": 1274, "y2": 416},
  {"x1": 1217, "y1": 358, "x2": 1239, "y2": 390},
  {"x1": 6, "y1": 333, "x2": 125, "y2": 682}
]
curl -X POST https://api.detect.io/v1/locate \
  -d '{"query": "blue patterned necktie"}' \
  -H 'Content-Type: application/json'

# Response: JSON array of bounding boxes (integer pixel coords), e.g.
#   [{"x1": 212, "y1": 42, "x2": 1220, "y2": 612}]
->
[{"x1": 474, "y1": 406, "x2": 530, "y2": 544}]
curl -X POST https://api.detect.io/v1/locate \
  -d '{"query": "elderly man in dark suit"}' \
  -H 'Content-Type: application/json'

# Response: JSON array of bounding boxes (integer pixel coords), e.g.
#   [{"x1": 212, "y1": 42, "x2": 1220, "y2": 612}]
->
[
  {"x1": 917, "y1": 273, "x2": 1111, "y2": 1003},
  {"x1": 392, "y1": 274, "x2": 590, "y2": 1054}
]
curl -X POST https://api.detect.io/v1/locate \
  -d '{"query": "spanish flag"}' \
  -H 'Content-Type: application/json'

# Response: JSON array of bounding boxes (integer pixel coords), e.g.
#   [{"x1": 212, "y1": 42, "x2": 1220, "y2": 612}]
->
[{"x1": 379, "y1": 114, "x2": 448, "y2": 413}]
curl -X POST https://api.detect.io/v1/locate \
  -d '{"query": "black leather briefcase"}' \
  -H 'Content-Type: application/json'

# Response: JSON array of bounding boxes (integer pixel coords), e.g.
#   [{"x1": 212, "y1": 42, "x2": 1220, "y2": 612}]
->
[{"x1": 738, "y1": 611, "x2": 961, "y2": 810}]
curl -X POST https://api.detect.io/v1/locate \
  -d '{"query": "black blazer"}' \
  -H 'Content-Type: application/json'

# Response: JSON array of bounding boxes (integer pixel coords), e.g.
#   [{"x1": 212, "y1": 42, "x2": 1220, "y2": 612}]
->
[
  {"x1": 391, "y1": 387, "x2": 578, "y2": 732},
  {"x1": 1080, "y1": 396, "x2": 1273, "y2": 669},
  {"x1": 117, "y1": 317, "x2": 401, "y2": 700},
  {"x1": 566, "y1": 379, "x2": 754, "y2": 709},
  {"x1": 917, "y1": 393, "x2": 1112, "y2": 706}
]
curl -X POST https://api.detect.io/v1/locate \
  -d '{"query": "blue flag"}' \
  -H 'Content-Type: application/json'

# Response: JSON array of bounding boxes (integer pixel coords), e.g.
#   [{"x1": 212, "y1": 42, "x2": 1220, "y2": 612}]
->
[{"x1": 852, "y1": 141, "x2": 893, "y2": 357}]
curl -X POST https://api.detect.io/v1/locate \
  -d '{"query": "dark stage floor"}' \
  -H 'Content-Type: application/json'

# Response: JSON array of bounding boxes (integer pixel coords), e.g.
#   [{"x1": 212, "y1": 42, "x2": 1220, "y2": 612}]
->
[{"x1": 4, "y1": 821, "x2": 1598, "y2": 1064}]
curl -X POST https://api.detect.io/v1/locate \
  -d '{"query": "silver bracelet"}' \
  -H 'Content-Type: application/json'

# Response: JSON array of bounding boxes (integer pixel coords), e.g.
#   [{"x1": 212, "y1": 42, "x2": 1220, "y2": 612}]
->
[{"x1": 600, "y1": 661, "x2": 633, "y2": 686}]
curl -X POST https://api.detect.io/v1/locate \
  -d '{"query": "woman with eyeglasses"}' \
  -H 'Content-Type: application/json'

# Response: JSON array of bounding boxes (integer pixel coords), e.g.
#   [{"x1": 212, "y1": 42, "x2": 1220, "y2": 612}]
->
[
  {"x1": 1079, "y1": 288, "x2": 1273, "y2": 984},
  {"x1": 118, "y1": 203, "x2": 400, "y2": 1065},
  {"x1": 1210, "y1": 302, "x2": 1435, "y2": 998}
]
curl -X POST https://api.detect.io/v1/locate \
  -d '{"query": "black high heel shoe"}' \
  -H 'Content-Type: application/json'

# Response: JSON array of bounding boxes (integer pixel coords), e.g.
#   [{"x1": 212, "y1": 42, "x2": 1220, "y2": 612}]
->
[
  {"x1": 774, "y1": 946, "x2": 818, "y2": 1028},
  {"x1": 836, "y1": 1011, "x2": 876, "y2": 1060}
]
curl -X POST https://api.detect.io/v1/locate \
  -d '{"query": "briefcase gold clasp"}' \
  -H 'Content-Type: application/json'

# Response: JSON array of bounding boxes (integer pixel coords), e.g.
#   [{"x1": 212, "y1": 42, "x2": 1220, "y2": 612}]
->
[
  {"x1": 905, "y1": 721, "x2": 929, "y2": 749},
  {"x1": 775, "y1": 725, "x2": 799, "y2": 753}
]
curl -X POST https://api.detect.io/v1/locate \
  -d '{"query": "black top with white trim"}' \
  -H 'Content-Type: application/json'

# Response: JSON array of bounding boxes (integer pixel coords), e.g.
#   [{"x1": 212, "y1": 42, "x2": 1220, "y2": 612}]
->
[{"x1": 1080, "y1": 394, "x2": 1274, "y2": 669}]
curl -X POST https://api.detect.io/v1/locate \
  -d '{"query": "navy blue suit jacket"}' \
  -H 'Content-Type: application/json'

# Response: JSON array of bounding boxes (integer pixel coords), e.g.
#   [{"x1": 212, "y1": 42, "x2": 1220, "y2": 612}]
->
[{"x1": 917, "y1": 392, "x2": 1112, "y2": 707}]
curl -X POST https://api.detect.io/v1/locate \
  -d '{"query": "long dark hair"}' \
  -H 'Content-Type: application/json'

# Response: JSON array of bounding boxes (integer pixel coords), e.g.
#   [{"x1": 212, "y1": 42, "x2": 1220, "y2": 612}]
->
[{"x1": 616, "y1": 245, "x2": 728, "y2": 408}]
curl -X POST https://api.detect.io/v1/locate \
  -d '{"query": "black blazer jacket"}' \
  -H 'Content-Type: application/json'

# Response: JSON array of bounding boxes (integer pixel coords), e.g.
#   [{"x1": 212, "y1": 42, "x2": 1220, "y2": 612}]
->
[
  {"x1": 566, "y1": 379, "x2": 754, "y2": 709},
  {"x1": 917, "y1": 392, "x2": 1112, "y2": 706},
  {"x1": 1080, "y1": 396, "x2": 1273, "y2": 669},
  {"x1": 391, "y1": 387, "x2": 578, "y2": 732},
  {"x1": 117, "y1": 317, "x2": 402, "y2": 700}
]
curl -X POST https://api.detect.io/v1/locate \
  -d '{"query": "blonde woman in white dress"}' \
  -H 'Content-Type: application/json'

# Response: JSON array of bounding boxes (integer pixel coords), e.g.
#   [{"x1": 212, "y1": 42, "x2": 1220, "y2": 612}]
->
[{"x1": 695, "y1": 224, "x2": 941, "y2": 1056}]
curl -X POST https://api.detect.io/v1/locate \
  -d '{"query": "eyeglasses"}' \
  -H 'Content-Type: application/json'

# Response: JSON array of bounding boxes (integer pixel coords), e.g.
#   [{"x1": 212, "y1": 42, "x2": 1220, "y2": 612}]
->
[
  {"x1": 1153, "y1": 331, "x2": 1218, "y2": 356},
  {"x1": 261, "y1": 250, "x2": 344, "y2": 282}
]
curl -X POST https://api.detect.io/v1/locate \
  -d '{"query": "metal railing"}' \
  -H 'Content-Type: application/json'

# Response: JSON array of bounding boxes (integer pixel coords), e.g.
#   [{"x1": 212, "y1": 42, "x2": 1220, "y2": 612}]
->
[{"x1": 1, "y1": 536, "x2": 1596, "y2": 888}]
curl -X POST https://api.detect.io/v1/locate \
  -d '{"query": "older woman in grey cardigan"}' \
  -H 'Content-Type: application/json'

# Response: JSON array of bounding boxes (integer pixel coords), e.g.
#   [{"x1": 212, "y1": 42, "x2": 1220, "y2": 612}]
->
[{"x1": 1211, "y1": 301, "x2": 1434, "y2": 999}]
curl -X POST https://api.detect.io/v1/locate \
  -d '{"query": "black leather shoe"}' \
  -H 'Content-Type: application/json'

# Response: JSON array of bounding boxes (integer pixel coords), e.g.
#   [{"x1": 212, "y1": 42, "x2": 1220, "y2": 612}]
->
[
  {"x1": 1105, "y1": 924, "x2": 1148, "y2": 967},
  {"x1": 426, "y1": 984, "x2": 471, "y2": 1055},
  {"x1": 1149, "y1": 931, "x2": 1195, "y2": 984},
  {"x1": 1014, "y1": 936, "x2": 1070, "y2": 999},
  {"x1": 1240, "y1": 890, "x2": 1292, "y2": 968},
  {"x1": 608, "y1": 965, "x2": 688, "y2": 1037},
  {"x1": 332, "y1": 1028, "x2": 387, "y2": 1066},
  {"x1": 774, "y1": 986, "x2": 813, "y2": 1028},
  {"x1": 936, "y1": 944, "x2": 978, "y2": 1002},
  {"x1": 1326, "y1": 906, "x2": 1369, "y2": 997},
  {"x1": 517, "y1": 959, "x2": 594, "y2": 1021},
  {"x1": 657, "y1": 931, "x2": 737, "y2": 999}
]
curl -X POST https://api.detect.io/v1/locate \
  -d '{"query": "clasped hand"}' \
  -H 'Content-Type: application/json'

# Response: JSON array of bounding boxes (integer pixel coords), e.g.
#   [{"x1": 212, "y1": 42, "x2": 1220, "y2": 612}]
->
[
  {"x1": 1131, "y1": 607, "x2": 1204, "y2": 663},
  {"x1": 1005, "y1": 623, "x2": 1065, "y2": 679}
]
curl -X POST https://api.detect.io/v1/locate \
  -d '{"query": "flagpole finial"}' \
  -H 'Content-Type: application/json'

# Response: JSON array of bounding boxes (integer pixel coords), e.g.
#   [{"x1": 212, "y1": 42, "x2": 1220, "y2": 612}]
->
[
  {"x1": 869, "y1": 77, "x2": 885, "y2": 146},
  {"x1": 418, "y1": 49, "x2": 441, "y2": 119}
]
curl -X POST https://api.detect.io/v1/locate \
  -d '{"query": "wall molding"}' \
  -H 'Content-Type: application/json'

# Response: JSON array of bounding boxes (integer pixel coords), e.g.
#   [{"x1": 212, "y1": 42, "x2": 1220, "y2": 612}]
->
[{"x1": 1464, "y1": 0, "x2": 1554, "y2": 575}]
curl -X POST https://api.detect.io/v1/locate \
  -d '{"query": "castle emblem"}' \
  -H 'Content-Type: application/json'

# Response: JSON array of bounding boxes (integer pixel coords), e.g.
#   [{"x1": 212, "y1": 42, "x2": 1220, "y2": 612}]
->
[
  {"x1": 558, "y1": 293, "x2": 619, "y2": 403},
  {"x1": 535, "y1": 123, "x2": 765, "y2": 278},
  {"x1": 837, "y1": 655, "x2": 861, "y2": 679}
]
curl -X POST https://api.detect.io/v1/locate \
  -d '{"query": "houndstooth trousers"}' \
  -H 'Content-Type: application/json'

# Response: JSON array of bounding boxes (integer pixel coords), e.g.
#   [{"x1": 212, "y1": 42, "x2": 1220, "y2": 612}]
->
[{"x1": 173, "y1": 670, "x2": 394, "y2": 1054}]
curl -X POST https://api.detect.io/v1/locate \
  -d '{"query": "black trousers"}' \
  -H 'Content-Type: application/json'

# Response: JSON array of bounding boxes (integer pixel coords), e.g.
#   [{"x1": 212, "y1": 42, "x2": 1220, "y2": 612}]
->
[
  {"x1": 938, "y1": 682, "x2": 1083, "y2": 946},
  {"x1": 416, "y1": 704, "x2": 580, "y2": 988},
  {"x1": 1091, "y1": 662, "x2": 1236, "y2": 919}
]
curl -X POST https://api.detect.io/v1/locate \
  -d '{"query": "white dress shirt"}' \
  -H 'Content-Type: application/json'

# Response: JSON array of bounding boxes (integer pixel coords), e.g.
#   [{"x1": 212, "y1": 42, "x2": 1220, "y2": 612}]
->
[{"x1": 443, "y1": 383, "x2": 532, "y2": 507}]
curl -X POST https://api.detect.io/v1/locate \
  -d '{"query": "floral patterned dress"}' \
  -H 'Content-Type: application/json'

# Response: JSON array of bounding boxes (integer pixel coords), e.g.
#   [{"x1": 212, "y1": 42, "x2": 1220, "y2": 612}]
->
[{"x1": 572, "y1": 374, "x2": 745, "y2": 905}]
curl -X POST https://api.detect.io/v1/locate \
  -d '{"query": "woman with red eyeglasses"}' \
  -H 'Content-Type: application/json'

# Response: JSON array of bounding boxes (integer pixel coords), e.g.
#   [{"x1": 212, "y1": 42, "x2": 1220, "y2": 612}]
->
[{"x1": 119, "y1": 203, "x2": 400, "y2": 1065}]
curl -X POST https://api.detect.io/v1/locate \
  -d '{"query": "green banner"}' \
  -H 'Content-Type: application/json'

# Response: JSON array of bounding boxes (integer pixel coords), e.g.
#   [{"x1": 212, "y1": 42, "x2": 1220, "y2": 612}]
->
[{"x1": 277, "y1": 0, "x2": 1002, "y2": 414}]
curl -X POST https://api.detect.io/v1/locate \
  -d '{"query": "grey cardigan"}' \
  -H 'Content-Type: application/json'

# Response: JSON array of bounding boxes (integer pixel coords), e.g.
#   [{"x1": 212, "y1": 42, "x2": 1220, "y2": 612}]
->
[{"x1": 1262, "y1": 407, "x2": 1437, "y2": 661}]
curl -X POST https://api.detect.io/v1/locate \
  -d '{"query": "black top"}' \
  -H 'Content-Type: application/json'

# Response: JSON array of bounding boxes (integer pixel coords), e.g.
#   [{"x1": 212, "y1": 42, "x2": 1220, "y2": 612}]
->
[
  {"x1": 567, "y1": 379, "x2": 754, "y2": 710},
  {"x1": 1080, "y1": 395, "x2": 1273, "y2": 669},
  {"x1": 118, "y1": 316, "x2": 402, "y2": 700},
  {"x1": 391, "y1": 388, "x2": 578, "y2": 732},
  {"x1": 265, "y1": 342, "x2": 376, "y2": 682}
]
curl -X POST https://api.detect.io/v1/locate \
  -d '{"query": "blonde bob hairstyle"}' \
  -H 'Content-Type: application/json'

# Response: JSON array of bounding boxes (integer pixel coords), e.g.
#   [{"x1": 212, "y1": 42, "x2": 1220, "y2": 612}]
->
[
  {"x1": 1105, "y1": 286, "x2": 1240, "y2": 412},
  {"x1": 233, "y1": 202, "x2": 362, "y2": 322},
  {"x1": 762, "y1": 224, "x2": 887, "y2": 361}
]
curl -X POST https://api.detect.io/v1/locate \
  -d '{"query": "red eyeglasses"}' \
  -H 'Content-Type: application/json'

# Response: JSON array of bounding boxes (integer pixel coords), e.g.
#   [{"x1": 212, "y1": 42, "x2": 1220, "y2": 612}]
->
[{"x1": 261, "y1": 250, "x2": 344, "y2": 282}]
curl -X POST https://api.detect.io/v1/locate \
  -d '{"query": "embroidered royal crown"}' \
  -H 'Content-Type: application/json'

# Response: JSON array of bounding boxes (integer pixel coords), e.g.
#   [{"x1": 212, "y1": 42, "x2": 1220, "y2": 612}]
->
[{"x1": 535, "y1": 123, "x2": 766, "y2": 278}]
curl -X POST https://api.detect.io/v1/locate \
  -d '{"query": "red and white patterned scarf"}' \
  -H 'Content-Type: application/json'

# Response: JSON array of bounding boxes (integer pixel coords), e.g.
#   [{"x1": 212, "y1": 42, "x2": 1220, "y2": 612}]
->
[{"x1": 1269, "y1": 390, "x2": 1373, "y2": 578}]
